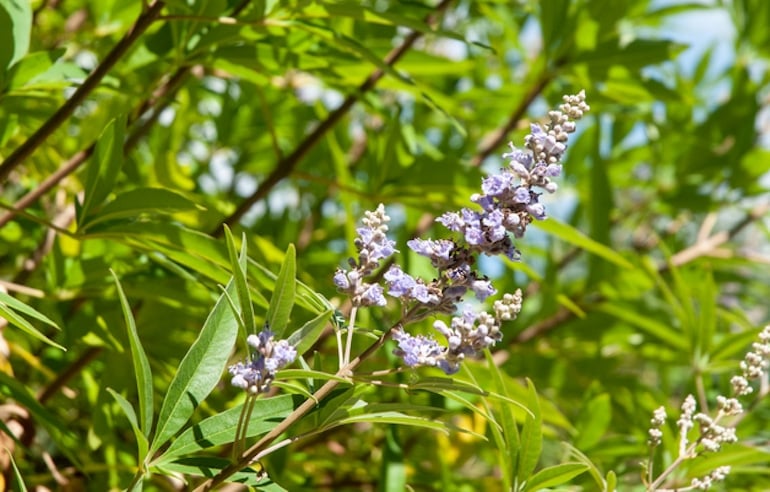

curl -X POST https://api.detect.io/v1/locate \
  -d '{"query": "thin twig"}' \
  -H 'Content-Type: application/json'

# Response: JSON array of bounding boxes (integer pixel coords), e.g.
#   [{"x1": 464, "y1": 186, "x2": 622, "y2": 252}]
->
[
  {"x1": 0, "y1": 0, "x2": 166, "y2": 183},
  {"x1": 493, "y1": 201, "x2": 770, "y2": 363},
  {"x1": 212, "y1": 0, "x2": 454, "y2": 236}
]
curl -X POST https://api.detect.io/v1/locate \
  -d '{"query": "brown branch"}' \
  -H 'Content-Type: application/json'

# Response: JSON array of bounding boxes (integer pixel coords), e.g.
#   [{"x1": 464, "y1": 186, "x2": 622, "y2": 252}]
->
[
  {"x1": 0, "y1": 66, "x2": 191, "y2": 229},
  {"x1": 0, "y1": 0, "x2": 255, "y2": 227},
  {"x1": 490, "y1": 201, "x2": 770, "y2": 367},
  {"x1": 0, "y1": 1, "x2": 167, "y2": 184},
  {"x1": 470, "y1": 69, "x2": 557, "y2": 167},
  {"x1": 211, "y1": 0, "x2": 454, "y2": 236}
]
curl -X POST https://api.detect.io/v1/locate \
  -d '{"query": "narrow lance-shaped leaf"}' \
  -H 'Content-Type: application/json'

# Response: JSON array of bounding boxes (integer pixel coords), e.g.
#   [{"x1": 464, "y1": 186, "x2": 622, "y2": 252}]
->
[
  {"x1": 78, "y1": 116, "x2": 126, "y2": 227},
  {"x1": 107, "y1": 388, "x2": 149, "y2": 465},
  {"x1": 485, "y1": 350, "x2": 517, "y2": 491},
  {"x1": 0, "y1": 292, "x2": 64, "y2": 350},
  {"x1": 574, "y1": 393, "x2": 611, "y2": 450},
  {"x1": 5, "y1": 447, "x2": 28, "y2": 492},
  {"x1": 0, "y1": 0, "x2": 31, "y2": 72},
  {"x1": 83, "y1": 188, "x2": 199, "y2": 229},
  {"x1": 224, "y1": 226, "x2": 255, "y2": 335},
  {"x1": 149, "y1": 278, "x2": 241, "y2": 455},
  {"x1": 266, "y1": 243, "x2": 296, "y2": 338},
  {"x1": 523, "y1": 463, "x2": 590, "y2": 492},
  {"x1": 517, "y1": 378, "x2": 543, "y2": 484},
  {"x1": 287, "y1": 309, "x2": 333, "y2": 356},
  {"x1": 153, "y1": 394, "x2": 301, "y2": 466},
  {"x1": 111, "y1": 270, "x2": 154, "y2": 438}
]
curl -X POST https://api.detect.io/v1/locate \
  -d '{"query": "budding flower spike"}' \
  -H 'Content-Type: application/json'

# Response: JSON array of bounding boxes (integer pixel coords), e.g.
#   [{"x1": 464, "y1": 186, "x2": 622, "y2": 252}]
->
[
  {"x1": 645, "y1": 325, "x2": 770, "y2": 491},
  {"x1": 334, "y1": 91, "x2": 589, "y2": 375}
]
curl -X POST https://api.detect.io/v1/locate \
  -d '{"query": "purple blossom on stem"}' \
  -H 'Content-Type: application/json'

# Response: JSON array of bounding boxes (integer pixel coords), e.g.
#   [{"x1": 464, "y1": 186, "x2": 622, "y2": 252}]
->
[
  {"x1": 228, "y1": 326, "x2": 296, "y2": 394},
  {"x1": 391, "y1": 290, "x2": 523, "y2": 375},
  {"x1": 334, "y1": 92, "x2": 588, "y2": 375},
  {"x1": 334, "y1": 204, "x2": 396, "y2": 307}
]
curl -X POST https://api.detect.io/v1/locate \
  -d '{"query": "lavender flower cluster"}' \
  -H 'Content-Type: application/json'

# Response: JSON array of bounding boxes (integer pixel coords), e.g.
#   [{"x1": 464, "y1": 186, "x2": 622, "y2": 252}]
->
[
  {"x1": 334, "y1": 92, "x2": 589, "y2": 375},
  {"x1": 228, "y1": 326, "x2": 297, "y2": 394}
]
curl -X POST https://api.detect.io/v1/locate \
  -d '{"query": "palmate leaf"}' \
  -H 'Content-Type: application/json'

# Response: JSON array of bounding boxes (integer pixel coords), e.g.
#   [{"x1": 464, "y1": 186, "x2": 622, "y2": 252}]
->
[
  {"x1": 149, "y1": 278, "x2": 240, "y2": 455},
  {"x1": 106, "y1": 388, "x2": 149, "y2": 465},
  {"x1": 484, "y1": 350, "x2": 518, "y2": 491},
  {"x1": 286, "y1": 308, "x2": 333, "y2": 356}
]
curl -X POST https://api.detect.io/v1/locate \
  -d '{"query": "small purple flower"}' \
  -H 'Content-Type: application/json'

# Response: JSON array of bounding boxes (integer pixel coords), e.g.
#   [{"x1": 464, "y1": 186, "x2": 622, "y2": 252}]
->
[
  {"x1": 228, "y1": 326, "x2": 296, "y2": 393},
  {"x1": 392, "y1": 329, "x2": 445, "y2": 368},
  {"x1": 333, "y1": 270, "x2": 350, "y2": 290},
  {"x1": 470, "y1": 279, "x2": 496, "y2": 301},
  {"x1": 481, "y1": 209, "x2": 507, "y2": 242},
  {"x1": 411, "y1": 283, "x2": 439, "y2": 304},
  {"x1": 545, "y1": 163, "x2": 561, "y2": 177},
  {"x1": 527, "y1": 201, "x2": 546, "y2": 220},
  {"x1": 360, "y1": 283, "x2": 386, "y2": 307},
  {"x1": 407, "y1": 238, "x2": 455, "y2": 261},
  {"x1": 436, "y1": 211, "x2": 464, "y2": 232},
  {"x1": 513, "y1": 186, "x2": 530, "y2": 204},
  {"x1": 384, "y1": 265, "x2": 415, "y2": 297},
  {"x1": 481, "y1": 173, "x2": 514, "y2": 197}
]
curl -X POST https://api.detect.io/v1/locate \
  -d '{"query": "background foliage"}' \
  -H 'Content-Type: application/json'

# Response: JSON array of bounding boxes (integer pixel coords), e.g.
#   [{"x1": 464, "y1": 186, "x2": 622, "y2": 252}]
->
[{"x1": 1, "y1": 0, "x2": 770, "y2": 490}]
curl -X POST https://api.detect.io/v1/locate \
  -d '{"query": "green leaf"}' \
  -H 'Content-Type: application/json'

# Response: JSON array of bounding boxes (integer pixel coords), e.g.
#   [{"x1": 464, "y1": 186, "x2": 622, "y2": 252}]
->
[
  {"x1": 330, "y1": 411, "x2": 451, "y2": 434},
  {"x1": 82, "y1": 188, "x2": 199, "y2": 229},
  {"x1": 111, "y1": 270, "x2": 154, "y2": 438},
  {"x1": 5, "y1": 446, "x2": 28, "y2": 492},
  {"x1": 523, "y1": 463, "x2": 590, "y2": 491},
  {"x1": 605, "y1": 470, "x2": 617, "y2": 492},
  {"x1": 517, "y1": 379, "x2": 543, "y2": 484},
  {"x1": 84, "y1": 222, "x2": 330, "y2": 315},
  {"x1": 381, "y1": 425, "x2": 406, "y2": 492},
  {"x1": 106, "y1": 388, "x2": 150, "y2": 464},
  {"x1": 484, "y1": 351, "x2": 517, "y2": 491},
  {"x1": 0, "y1": 291, "x2": 64, "y2": 350},
  {"x1": 0, "y1": 372, "x2": 77, "y2": 458},
  {"x1": 4, "y1": 48, "x2": 65, "y2": 89},
  {"x1": 574, "y1": 39, "x2": 685, "y2": 70},
  {"x1": 597, "y1": 302, "x2": 689, "y2": 350},
  {"x1": 574, "y1": 393, "x2": 611, "y2": 450},
  {"x1": 535, "y1": 218, "x2": 633, "y2": 269},
  {"x1": 563, "y1": 443, "x2": 608, "y2": 490},
  {"x1": 158, "y1": 457, "x2": 281, "y2": 488},
  {"x1": 224, "y1": 226, "x2": 256, "y2": 335},
  {"x1": 266, "y1": 243, "x2": 296, "y2": 338},
  {"x1": 0, "y1": 290, "x2": 60, "y2": 328},
  {"x1": 286, "y1": 309, "x2": 333, "y2": 356},
  {"x1": 153, "y1": 394, "x2": 301, "y2": 466},
  {"x1": 149, "y1": 278, "x2": 241, "y2": 454},
  {"x1": 78, "y1": 116, "x2": 126, "y2": 227},
  {"x1": 0, "y1": 0, "x2": 31, "y2": 73}
]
